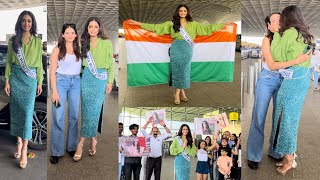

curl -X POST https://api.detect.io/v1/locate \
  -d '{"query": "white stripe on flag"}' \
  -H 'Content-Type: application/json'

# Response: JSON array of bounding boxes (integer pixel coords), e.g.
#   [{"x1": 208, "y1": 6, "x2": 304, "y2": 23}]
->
[{"x1": 126, "y1": 41, "x2": 236, "y2": 64}]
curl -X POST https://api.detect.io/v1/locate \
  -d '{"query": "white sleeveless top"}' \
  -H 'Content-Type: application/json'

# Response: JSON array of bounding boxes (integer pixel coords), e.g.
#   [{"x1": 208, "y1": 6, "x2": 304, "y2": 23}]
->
[
  {"x1": 262, "y1": 57, "x2": 271, "y2": 71},
  {"x1": 197, "y1": 149, "x2": 208, "y2": 162},
  {"x1": 56, "y1": 54, "x2": 81, "y2": 75}
]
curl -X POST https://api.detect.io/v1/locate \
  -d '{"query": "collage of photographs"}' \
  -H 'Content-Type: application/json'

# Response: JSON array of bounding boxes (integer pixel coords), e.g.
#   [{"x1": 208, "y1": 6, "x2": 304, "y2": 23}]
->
[{"x1": 0, "y1": 0, "x2": 319, "y2": 180}]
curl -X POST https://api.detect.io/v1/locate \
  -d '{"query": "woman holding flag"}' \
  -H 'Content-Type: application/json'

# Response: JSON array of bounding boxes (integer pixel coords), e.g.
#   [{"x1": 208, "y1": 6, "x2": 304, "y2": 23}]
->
[
  {"x1": 73, "y1": 17, "x2": 114, "y2": 161},
  {"x1": 129, "y1": 4, "x2": 226, "y2": 105},
  {"x1": 4, "y1": 10, "x2": 43, "y2": 169}
]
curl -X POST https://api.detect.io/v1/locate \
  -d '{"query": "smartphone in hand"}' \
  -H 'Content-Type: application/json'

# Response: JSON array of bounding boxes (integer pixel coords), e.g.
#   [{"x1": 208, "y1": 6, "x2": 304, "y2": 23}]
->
[
  {"x1": 53, "y1": 101, "x2": 61, "y2": 108},
  {"x1": 304, "y1": 45, "x2": 314, "y2": 54}
]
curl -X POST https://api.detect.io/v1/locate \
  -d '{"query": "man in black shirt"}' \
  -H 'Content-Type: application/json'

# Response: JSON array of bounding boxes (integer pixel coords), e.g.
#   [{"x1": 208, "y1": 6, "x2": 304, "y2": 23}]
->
[{"x1": 123, "y1": 124, "x2": 141, "y2": 180}]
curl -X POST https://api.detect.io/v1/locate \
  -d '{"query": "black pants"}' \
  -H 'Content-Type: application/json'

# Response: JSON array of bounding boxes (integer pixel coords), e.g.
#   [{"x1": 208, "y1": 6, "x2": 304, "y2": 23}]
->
[
  {"x1": 145, "y1": 157, "x2": 162, "y2": 180},
  {"x1": 219, "y1": 172, "x2": 230, "y2": 180},
  {"x1": 124, "y1": 163, "x2": 141, "y2": 180}
]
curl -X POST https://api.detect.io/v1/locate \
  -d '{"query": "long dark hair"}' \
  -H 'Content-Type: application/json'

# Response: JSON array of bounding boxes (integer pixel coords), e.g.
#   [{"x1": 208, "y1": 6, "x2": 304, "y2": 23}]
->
[
  {"x1": 231, "y1": 133, "x2": 238, "y2": 145},
  {"x1": 177, "y1": 124, "x2": 193, "y2": 147},
  {"x1": 265, "y1": 12, "x2": 281, "y2": 44},
  {"x1": 57, "y1": 23, "x2": 81, "y2": 61},
  {"x1": 205, "y1": 136, "x2": 212, "y2": 146},
  {"x1": 172, "y1": 4, "x2": 193, "y2": 32},
  {"x1": 279, "y1": 5, "x2": 313, "y2": 44},
  {"x1": 202, "y1": 120, "x2": 212, "y2": 134},
  {"x1": 81, "y1": 17, "x2": 107, "y2": 58},
  {"x1": 197, "y1": 140, "x2": 207, "y2": 149},
  {"x1": 12, "y1": 11, "x2": 37, "y2": 52}
]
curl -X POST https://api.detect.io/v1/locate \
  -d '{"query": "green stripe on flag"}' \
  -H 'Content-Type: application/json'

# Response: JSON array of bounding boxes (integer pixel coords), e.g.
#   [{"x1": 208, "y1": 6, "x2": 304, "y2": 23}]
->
[
  {"x1": 127, "y1": 62, "x2": 234, "y2": 87},
  {"x1": 127, "y1": 63, "x2": 169, "y2": 87},
  {"x1": 191, "y1": 62, "x2": 234, "y2": 82}
]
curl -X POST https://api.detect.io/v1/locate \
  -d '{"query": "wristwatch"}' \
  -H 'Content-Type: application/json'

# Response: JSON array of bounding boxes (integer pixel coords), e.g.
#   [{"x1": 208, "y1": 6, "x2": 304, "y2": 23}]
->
[{"x1": 163, "y1": 124, "x2": 166, "y2": 127}]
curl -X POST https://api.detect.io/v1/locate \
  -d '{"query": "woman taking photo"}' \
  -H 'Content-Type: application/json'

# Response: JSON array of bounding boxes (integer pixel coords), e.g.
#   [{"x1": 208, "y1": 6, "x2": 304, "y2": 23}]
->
[
  {"x1": 49, "y1": 23, "x2": 81, "y2": 164},
  {"x1": 170, "y1": 124, "x2": 196, "y2": 180},
  {"x1": 73, "y1": 17, "x2": 114, "y2": 161},
  {"x1": 129, "y1": 4, "x2": 226, "y2": 105},
  {"x1": 268, "y1": 5, "x2": 313, "y2": 175},
  {"x1": 246, "y1": 12, "x2": 311, "y2": 170},
  {"x1": 5, "y1": 10, "x2": 43, "y2": 169}
]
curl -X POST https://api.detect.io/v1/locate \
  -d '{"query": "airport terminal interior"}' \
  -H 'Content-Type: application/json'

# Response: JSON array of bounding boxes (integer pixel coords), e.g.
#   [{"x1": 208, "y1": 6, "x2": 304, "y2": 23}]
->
[{"x1": 1, "y1": 0, "x2": 320, "y2": 179}]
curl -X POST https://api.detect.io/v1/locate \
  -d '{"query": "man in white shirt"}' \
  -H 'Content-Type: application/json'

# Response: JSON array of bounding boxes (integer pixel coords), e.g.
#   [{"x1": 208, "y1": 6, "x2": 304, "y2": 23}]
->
[{"x1": 141, "y1": 117, "x2": 171, "y2": 180}]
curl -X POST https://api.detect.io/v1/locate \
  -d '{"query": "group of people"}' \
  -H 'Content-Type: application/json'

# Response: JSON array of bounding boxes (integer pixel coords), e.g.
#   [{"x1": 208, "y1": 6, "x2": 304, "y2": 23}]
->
[
  {"x1": 118, "y1": 118, "x2": 171, "y2": 180},
  {"x1": 119, "y1": 121, "x2": 241, "y2": 180},
  {"x1": 247, "y1": 5, "x2": 313, "y2": 176},
  {"x1": 170, "y1": 126, "x2": 241, "y2": 180},
  {"x1": 6, "y1": 10, "x2": 114, "y2": 168}
]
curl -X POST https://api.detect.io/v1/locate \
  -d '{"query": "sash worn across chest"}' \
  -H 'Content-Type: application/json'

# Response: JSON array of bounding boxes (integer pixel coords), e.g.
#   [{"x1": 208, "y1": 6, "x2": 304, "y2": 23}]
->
[
  {"x1": 85, "y1": 51, "x2": 108, "y2": 80},
  {"x1": 179, "y1": 26, "x2": 195, "y2": 47},
  {"x1": 176, "y1": 136, "x2": 190, "y2": 161},
  {"x1": 16, "y1": 48, "x2": 36, "y2": 79}
]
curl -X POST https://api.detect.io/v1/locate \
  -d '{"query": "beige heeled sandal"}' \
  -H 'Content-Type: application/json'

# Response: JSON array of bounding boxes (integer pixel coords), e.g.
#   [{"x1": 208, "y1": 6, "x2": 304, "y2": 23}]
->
[
  {"x1": 73, "y1": 143, "x2": 83, "y2": 162},
  {"x1": 19, "y1": 148, "x2": 28, "y2": 169},
  {"x1": 13, "y1": 142, "x2": 22, "y2": 159},
  {"x1": 276, "y1": 153, "x2": 297, "y2": 167},
  {"x1": 180, "y1": 91, "x2": 188, "y2": 102},
  {"x1": 277, "y1": 159, "x2": 297, "y2": 176},
  {"x1": 89, "y1": 138, "x2": 97, "y2": 156},
  {"x1": 173, "y1": 93, "x2": 180, "y2": 105}
]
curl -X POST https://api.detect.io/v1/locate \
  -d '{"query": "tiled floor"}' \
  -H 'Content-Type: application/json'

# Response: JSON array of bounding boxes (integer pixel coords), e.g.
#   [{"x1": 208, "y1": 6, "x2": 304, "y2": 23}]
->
[
  {"x1": 119, "y1": 38, "x2": 241, "y2": 108},
  {"x1": 0, "y1": 130, "x2": 47, "y2": 180},
  {"x1": 241, "y1": 59, "x2": 320, "y2": 179}
]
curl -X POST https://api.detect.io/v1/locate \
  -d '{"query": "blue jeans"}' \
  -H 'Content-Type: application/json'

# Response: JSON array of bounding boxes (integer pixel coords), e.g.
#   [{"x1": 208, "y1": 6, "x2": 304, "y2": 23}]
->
[
  {"x1": 247, "y1": 69, "x2": 283, "y2": 162},
  {"x1": 50, "y1": 73, "x2": 81, "y2": 156},
  {"x1": 119, "y1": 163, "x2": 122, "y2": 180}
]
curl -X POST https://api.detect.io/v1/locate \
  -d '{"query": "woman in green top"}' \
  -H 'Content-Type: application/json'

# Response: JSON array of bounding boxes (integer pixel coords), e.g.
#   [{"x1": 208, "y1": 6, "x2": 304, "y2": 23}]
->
[
  {"x1": 73, "y1": 17, "x2": 114, "y2": 161},
  {"x1": 170, "y1": 124, "x2": 196, "y2": 180},
  {"x1": 268, "y1": 6, "x2": 313, "y2": 175},
  {"x1": 4, "y1": 10, "x2": 43, "y2": 169},
  {"x1": 129, "y1": 4, "x2": 225, "y2": 105}
]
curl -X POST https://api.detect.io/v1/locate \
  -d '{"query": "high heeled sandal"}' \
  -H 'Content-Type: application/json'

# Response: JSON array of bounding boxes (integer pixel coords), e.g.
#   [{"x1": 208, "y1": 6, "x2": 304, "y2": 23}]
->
[
  {"x1": 73, "y1": 143, "x2": 83, "y2": 162},
  {"x1": 173, "y1": 93, "x2": 180, "y2": 105},
  {"x1": 180, "y1": 92, "x2": 188, "y2": 102},
  {"x1": 19, "y1": 148, "x2": 28, "y2": 169},
  {"x1": 276, "y1": 153, "x2": 298, "y2": 167},
  {"x1": 89, "y1": 138, "x2": 97, "y2": 156},
  {"x1": 276, "y1": 159, "x2": 297, "y2": 176},
  {"x1": 13, "y1": 142, "x2": 22, "y2": 159}
]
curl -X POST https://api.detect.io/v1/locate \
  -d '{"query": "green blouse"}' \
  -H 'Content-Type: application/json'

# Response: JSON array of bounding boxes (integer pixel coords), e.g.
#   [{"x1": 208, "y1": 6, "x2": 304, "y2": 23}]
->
[
  {"x1": 141, "y1": 21, "x2": 224, "y2": 40},
  {"x1": 5, "y1": 35, "x2": 43, "y2": 84},
  {"x1": 82, "y1": 38, "x2": 115, "y2": 83},
  {"x1": 271, "y1": 27, "x2": 310, "y2": 68},
  {"x1": 169, "y1": 137, "x2": 196, "y2": 157}
]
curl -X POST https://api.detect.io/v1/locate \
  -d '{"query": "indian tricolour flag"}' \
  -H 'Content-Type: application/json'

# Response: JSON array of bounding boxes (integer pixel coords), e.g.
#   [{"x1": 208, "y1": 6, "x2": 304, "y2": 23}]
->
[{"x1": 124, "y1": 20, "x2": 237, "y2": 87}]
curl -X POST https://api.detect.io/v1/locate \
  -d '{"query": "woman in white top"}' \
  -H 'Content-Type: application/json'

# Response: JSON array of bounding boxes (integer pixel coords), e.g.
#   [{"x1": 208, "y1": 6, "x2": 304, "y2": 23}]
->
[{"x1": 49, "y1": 23, "x2": 82, "y2": 164}]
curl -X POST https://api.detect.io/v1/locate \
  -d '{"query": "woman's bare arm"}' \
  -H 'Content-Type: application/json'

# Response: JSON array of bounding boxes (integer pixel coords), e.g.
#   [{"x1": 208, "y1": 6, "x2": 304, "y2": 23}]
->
[{"x1": 262, "y1": 37, "x2": 311, "y2": 70}]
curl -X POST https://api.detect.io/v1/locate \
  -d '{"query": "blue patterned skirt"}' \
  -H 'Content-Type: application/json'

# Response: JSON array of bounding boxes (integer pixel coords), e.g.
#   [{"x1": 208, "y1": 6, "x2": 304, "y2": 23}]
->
[
  {"x1": 9, "y1": 65, "x2": 37, "y2": 140},
  {"x1": 80, "y1": 68, "x2": 107, "y2": 138},
  {"x1": 174, "y1": 154, "x2": 191, "y2": 180},
  {"x1": 169, "y1": 40, "x2": 193, "y2": 89},
  {"x1": 271, "y1": 66, "x2": 311, "y2": 154}
]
